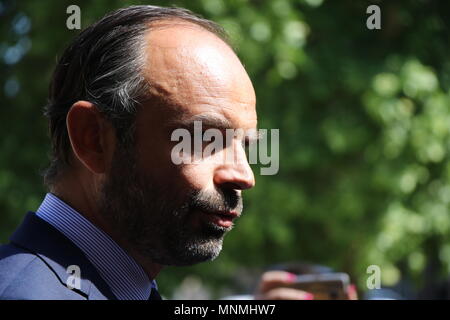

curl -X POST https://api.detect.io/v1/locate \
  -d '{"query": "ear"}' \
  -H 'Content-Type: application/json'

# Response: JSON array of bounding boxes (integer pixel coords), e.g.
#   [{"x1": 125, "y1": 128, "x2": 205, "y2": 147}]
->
[{"x1": 66, "y1": 101, "x2": 114, "y2": 174}]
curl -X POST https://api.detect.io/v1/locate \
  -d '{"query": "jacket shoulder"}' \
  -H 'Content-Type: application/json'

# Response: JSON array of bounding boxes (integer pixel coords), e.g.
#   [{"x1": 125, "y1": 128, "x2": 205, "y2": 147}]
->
[{"x1": 0, "y1": 243, "x2": 84, "y2": 300}]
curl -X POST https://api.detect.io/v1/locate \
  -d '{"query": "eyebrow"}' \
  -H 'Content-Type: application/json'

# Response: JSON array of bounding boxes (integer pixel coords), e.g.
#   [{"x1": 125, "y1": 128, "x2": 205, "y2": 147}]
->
[
  {"x1": 168, "y1": 113, "x2": 261, "y2": 141},
  {"x1": 174, "y1": 113, "x2": 234, "y2": 129}
]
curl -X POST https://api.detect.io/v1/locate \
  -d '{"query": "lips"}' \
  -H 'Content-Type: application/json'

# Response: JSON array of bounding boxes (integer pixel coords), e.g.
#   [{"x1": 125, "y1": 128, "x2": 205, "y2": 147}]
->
[{"x1": 199, "y1": 210, "x2": 240, "y2": 228}]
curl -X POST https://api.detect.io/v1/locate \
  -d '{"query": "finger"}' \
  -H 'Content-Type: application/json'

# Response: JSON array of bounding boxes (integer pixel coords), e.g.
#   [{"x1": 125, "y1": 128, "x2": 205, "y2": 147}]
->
[
  {"x1": 257, "y1": 271, "x2": 297, "y2": 293},
  {"x1": 347, "y1": 284, "x2": 358, "y2": 300},
  {"x1": 257, "y1": 287, "x2": 315, "y2": 300}
]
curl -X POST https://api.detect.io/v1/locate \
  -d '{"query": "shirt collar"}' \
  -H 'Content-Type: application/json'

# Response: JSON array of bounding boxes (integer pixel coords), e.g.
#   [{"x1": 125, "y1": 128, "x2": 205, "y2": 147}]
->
[{"x1": 36, "y1": 193, "x2": 156, "y2": 300}]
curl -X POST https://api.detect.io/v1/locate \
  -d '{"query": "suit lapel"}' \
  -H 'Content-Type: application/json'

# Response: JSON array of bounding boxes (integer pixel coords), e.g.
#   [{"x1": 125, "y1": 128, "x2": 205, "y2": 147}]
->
[{"x1": 10, "y1": 212, "x2": 117, "y2": 300}]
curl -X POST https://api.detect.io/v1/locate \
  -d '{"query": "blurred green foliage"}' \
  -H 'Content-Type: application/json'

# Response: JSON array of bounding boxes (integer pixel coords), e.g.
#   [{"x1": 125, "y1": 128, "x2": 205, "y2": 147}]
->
[{"x1": 1, "y1": 0, "x2": 450, "y2": 298}]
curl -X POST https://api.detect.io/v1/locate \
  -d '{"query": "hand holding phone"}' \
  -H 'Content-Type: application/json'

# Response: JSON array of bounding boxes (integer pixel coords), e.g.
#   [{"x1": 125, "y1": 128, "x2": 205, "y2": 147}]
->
[
  {"x1": 285, "y1": 272, "x2": 351, "y2": 300},
  {"x1": 255, "y1": 270, "x2": 357, "y2": 300}
]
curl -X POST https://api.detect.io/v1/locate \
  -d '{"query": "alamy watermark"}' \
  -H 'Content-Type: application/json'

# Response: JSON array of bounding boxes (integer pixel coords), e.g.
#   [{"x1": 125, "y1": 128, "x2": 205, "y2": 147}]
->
[
  {"x1": 66, "y1": 5, "x2": 381, "y2": 31},
  {"x1": 366, "y1": 264, "x2": 381, "y2": 289},
  {"x1": 366, "y1": 5, "x2": 381, "y2": 30},
  {"x1": 66, "y1": 264, "x2": 81, "y2": 290},
  {"x1": 66, "y1": 5, "x2": 81, "y2": 30},
  {"x1": 171, "y1": 121, "x2": 279, "y2": 175}
]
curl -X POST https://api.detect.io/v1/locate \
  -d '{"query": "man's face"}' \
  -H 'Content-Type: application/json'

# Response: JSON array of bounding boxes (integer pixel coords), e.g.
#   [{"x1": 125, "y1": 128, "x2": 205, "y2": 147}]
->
[{"x1": 99, "y1": 22, "x2": 257, "y2": 266}]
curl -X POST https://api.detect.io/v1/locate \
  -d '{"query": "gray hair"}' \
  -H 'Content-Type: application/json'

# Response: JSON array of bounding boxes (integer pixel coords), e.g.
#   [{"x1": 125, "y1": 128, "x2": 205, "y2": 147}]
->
[{"x1": 43, "y1": 5, "x2": 230, "y2": 186}]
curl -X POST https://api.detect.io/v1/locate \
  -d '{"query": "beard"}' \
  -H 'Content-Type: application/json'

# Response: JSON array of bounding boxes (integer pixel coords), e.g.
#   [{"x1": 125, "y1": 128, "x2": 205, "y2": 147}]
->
[{"x1": 97, "y1": 142, "x2": 243, "y2": 266}]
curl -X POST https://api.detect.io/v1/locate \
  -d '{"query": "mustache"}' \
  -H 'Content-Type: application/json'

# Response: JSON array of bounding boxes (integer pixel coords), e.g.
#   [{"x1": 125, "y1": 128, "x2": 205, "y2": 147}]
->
[{"x1": 190, "y1": 189, "x2": 243, "y2": 215}]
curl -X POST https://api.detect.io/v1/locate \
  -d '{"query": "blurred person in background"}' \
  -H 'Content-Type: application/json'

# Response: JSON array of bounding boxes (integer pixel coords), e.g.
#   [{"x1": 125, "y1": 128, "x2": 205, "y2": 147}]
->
[{"x1": 223, "y1": 262, "x2": 358, "y2": 300}]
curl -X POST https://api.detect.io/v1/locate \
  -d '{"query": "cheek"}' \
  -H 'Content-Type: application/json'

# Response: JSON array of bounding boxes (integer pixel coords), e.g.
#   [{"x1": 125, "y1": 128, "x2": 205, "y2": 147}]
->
[
  {"x1": 135, "y1": 123, "x2": 177, "y2": 179},
  {"x1": 134, "y1": 107, "x2": 178, "y2": 177},
  {"x1": 134, "y1": 117, "x2": 218, "y2": 192},
  {"x1": 177, "y1": 161, "x2": 217, "y2": 191},
  {"x1": 136, "y1": 136, "x2": 215, "y2": 192}
]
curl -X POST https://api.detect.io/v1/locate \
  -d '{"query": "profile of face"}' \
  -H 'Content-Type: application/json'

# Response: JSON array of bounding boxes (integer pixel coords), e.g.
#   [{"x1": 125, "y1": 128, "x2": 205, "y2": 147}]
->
[{"x1": 97, "y1": 22, "x2": 257, "y2": 266}]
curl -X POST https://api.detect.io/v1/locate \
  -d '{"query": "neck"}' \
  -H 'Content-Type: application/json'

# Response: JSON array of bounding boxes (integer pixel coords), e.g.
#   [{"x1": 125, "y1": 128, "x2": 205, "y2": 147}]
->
[{"x1": 50, "y1": 173, "x2": 164, "y2": 280}]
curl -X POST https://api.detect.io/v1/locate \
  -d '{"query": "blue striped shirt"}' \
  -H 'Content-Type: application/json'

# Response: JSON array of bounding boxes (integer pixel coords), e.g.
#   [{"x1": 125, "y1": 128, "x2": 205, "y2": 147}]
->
[{"x1": 36, "y1": 193, "x2": 156, "y2": 300}]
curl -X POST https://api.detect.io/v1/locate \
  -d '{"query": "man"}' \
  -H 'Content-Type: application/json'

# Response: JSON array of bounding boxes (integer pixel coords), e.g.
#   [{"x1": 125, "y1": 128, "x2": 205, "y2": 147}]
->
[{"x1": 0, "y1": 5, "x2": 310, "y2": 300}]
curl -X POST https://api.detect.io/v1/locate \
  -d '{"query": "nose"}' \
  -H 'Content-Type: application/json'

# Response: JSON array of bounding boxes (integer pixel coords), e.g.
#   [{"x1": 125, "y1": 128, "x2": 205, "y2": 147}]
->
[{"x1": 213, "y1": 142, "x2": 255, "y2": 191}]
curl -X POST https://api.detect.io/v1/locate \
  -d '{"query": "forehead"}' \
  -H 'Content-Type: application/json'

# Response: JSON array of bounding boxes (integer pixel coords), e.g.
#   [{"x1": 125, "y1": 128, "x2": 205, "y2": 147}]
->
[{"x1": 142, "y1": 21, "x2": 257, "y2": 129}]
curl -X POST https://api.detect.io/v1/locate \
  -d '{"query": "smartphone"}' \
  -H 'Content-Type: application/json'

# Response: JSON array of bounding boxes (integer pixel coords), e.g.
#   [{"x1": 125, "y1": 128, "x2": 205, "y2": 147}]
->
[{"x1": 286, "y1": 272, "x2": 350, "y2": 300}]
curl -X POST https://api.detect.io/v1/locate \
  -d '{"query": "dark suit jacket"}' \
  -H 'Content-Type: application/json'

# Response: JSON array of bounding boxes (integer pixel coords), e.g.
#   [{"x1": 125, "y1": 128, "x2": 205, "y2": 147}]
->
[{"x1": 0, "y1": 212, "x2": 118, "y2": 300}]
